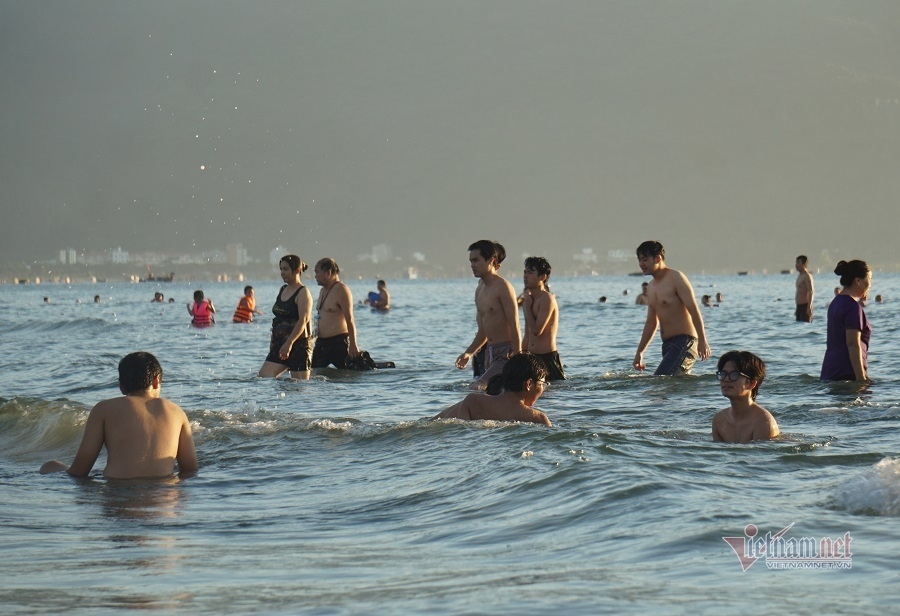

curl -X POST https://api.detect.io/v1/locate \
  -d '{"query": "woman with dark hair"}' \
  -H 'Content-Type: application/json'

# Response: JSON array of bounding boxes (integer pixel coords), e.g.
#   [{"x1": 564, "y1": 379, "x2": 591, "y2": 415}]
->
[
  {"x1": 258, "y1": 255, "x2": 313, "y2": 380},
  {"x1": 821, "y1": 260, "x2": 872, "y2": 381}
]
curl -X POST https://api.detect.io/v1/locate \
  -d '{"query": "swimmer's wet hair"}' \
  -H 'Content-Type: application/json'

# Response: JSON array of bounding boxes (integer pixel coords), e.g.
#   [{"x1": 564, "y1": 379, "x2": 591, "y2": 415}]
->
[
  {"x1": 316, "y1": 257, "x2": 339, "y2": 274},
  {"x1": 796, "y1": 255, "x2": 808, "y2": 265},
  {"x1": 193, "y1": 290, "x2": 204, "y2": 302},
  {"x1": 501, "y1": 352, "x2": 548, "y2": 393},
  {"x1": 118, "y1": 351, "x2": 163, "y2": 395},
  {"x1": 282, "y1": 255, "x2": 308, "y2": 273},
  {"x1": 834, "y1": 260, "x2": 869, "y2": 288},
  {"x1": 524, "y1": 256, "x2": 552, "y2": 278},
  {"x1": 717, "y1": 350, "x2": 766, "y2": 400},
  {"x1": 636, "y1": 240, "x2": 665, "y2": 260}
]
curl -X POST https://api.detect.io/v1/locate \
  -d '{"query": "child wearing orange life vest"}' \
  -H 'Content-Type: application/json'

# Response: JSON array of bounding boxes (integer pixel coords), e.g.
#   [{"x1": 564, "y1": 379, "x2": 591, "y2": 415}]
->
[
  {"x1": 233, "y1": 286, "x2": 264, "y2": 323},
  {"x1": 187, "y1": 290, "x2": 216, "y2": 327}
]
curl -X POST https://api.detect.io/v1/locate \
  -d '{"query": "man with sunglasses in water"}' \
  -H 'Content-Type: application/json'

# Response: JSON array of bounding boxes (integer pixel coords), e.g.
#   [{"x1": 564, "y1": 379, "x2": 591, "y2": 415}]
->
[{"x1": 711, "y1": 350, "x2": 780, "y2": 443}]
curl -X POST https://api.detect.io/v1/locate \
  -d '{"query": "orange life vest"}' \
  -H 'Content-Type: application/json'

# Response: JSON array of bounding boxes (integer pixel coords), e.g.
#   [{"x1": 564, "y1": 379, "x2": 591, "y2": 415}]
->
[{"x1": 233, "y1": 296, "x2": 255, "y2": 323}]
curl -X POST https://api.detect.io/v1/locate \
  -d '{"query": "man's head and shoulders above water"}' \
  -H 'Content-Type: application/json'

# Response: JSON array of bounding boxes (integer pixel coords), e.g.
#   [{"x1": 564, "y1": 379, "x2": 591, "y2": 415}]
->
[
  {"x1": 435, "y1": 352, "x2": 551, "y2": 427},
  {"x1": 40, "y1": 351, "x2": 198, "y2": 479},
  {"x1": 712, "y1": 350, "x2": 780, "y2": 444}
]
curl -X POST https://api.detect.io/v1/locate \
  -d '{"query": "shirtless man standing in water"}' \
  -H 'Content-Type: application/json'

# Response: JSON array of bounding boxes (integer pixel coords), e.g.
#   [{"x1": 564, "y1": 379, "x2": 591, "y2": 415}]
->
[
  {"x1": 632, "y1": 241, "x2": 711, "y2": 375},
  {"x1": 795, "y1": 255, "x2": 815, "y2": 322},
  {"x1": 40, "y1": 352, "x2": 198, "y2": 478},
  {"x1": 522, "y1": 256, "x2": 565, "y2": 381},
  {"x1": 456, "y1": 240, "x2": 521, "y2": 390},
  {"x1": 312, "y1": 258, "x2": 361, "y2": 369}
]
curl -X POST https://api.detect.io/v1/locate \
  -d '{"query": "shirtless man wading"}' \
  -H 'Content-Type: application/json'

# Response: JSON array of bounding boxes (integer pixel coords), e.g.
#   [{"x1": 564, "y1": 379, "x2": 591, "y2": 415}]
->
[
  {"x1": 795, "y1": 255, "x2": 815, "y2": 322},
  {"x1": 456, "y1": 240, "x2": 521, "y2": 390},
  {"x1": 312, "y1": 258, "x2": 361, "y2": 369},
  {"x1": 632, "y1": 240, "x2": 711, "y2": 376}
]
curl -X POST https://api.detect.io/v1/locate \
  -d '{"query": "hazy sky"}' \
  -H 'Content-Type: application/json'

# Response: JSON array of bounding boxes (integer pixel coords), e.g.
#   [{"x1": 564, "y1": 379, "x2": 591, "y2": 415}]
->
[{"x1": 2, "y1": 1, "x2": 900, "y2": 273}]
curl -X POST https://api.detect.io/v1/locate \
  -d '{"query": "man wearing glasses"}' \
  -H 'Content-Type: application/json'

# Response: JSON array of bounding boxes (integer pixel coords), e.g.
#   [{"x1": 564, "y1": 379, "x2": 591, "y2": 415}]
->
[
  {"x1": 632, "y1": 240, "x2": 711, "y2": 375},
  {"x1": 711, "y1": 350, "x2": 780, "y2": 443}
]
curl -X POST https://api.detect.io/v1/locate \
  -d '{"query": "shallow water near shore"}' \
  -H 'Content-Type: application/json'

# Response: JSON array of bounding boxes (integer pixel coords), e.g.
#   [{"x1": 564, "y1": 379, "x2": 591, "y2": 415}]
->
[{"x1": 2, "y1": 274, "x2": 900, "y2": 614}]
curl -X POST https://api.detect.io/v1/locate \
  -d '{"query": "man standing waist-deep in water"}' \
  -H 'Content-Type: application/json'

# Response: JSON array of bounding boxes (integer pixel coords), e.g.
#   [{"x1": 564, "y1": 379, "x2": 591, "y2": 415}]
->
[
  {"x1": 632, "y1": 240, "x2": 711, "y2": 375},
  {"x1": 312, "y1": 258, "x2": 361, "y2": 369},
  {"x1": 795, "y1": 255, "x2": 815, "y2": 322},
  {"x1": 456, "y1": 240, "x2": 521, "y2": 390},
  {"x1": 522, "y1": 256, "x2": 565, "y2": 381}
]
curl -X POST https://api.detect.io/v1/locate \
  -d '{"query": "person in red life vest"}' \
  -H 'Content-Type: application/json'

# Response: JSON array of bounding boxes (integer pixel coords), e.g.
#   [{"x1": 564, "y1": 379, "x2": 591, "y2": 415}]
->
[
  {"x1": 187, "y1": 290, "x2": 216, "y2": 327},
  {"x1": 233, "y1": 286, "x2": 264, "y2": 323}
]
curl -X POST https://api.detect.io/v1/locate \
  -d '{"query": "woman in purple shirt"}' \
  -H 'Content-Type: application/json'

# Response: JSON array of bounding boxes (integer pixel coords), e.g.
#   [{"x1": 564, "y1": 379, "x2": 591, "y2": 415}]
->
[{"x1": 821, "y1": 260, "x2": 872, "y2": 381}]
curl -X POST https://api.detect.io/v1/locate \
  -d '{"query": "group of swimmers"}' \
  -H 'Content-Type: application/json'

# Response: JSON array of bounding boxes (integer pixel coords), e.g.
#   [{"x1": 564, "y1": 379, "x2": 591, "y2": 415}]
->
[
  {"x1": 38, "y1": 239, "x2": 878, "y2": 479},
  {"x1": 438, "y1": 240, "x2": 876, "y2": 445}
]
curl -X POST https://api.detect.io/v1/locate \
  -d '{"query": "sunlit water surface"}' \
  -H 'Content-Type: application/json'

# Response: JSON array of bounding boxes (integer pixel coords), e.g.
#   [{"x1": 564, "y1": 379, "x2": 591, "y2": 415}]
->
[{"x1": 2, "y1": 274, "x2": 900, "y2": 614}]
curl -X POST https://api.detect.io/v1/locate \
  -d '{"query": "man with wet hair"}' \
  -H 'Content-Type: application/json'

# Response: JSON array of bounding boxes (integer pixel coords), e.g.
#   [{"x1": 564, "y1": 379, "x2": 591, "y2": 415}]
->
[
  {"x1": 633, "y1": 240, "x2": 710, "y2": 375},
  {"x1": 522, "y1": 256, "x2": 565, "y2": 381},
  {"x1": 434, "y1": 352, "x2": 551, "y2": 426},
  {"x1": 312, "y1": 258, "x2": 362, "y2": 369},
  {"x1": 712, "y1": 350, "x2": 780, "y2": 443},
  {"x1": 456, "y1": 240, "x2": 521, "y2": 389},
  {"x1": 795, "y1": 255, "x2": 815, "y2": 322},
  {"x1": 40, "y1": 352, "x2": 198, "y2": 478}
]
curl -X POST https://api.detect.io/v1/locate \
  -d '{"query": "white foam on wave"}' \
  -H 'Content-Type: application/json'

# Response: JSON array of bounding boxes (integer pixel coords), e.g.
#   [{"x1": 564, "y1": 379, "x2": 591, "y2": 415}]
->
[{"x1": 833, "y1": 457, "x2": 900, "y2": 516}]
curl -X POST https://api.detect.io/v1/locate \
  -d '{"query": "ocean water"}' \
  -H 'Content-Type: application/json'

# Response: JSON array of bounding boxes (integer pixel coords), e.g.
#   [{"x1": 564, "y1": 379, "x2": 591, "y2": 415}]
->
[{"x1": 2, "y1": 273, "x2": 899, "y2": 614}]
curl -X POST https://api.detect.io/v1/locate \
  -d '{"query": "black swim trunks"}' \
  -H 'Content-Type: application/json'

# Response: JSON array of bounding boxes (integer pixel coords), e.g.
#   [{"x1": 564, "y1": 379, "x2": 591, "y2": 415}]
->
[
  {"x1": 795, "y1": 303, "x2": 812, "y2": 323},
  {"x1": 535, "y1": 351, "x2": 567, "y2": 381},
  {"x1": 655, "y1": 334, "x2": 698, "y2": 376},
  {"x1": 265, "y1": 327, "x2": 312, "y2": 372},
  {"x1": 312, "y1": 333, "x2": 352, "y2": 369}
]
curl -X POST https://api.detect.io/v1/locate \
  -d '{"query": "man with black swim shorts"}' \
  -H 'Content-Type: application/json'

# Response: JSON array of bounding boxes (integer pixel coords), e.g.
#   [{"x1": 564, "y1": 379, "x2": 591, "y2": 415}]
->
[
  {"x1": 312, "y1": 258, "x2": 361, "y2": 369},
  {"x1": 632, "y1": 241, "x2": 710, "y2": 376},
  {"x1": 522, "y1": 256, "x2": 566, "y2": 381},
  {"x1": 795, "y1": 255, "x2": 814, "y2": 323}
]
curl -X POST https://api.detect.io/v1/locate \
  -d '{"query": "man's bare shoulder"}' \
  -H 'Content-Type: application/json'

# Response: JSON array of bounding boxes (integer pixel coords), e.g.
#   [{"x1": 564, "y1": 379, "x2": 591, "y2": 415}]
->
[{"x1": 751, "y1": 403, "x2": 779, "y2": 431}]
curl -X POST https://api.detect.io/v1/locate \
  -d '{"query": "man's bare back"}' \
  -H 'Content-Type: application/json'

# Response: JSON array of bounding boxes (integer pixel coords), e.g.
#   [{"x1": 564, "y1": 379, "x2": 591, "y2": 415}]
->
[
  {"x1": 41, "y1": 351, "x2": 198, "y2": 479},
  {"x1": 433, "y1": 392, "x2": 551, "y2": 426},
  {"x1": 87, "y1": 396, "x2": 196, "y2": 478},
  {"x1": 41, "y1": 352, "x2": 198, "y2": 479}
]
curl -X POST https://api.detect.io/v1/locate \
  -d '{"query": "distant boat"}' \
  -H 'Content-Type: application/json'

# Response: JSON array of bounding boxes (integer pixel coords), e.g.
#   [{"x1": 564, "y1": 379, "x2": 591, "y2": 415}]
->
[
  {"x1": 140, "y1": 270, "x2": 175, "y2": 282},
  {"x1": 628, "y1": 272, "x2": 644, "y2": 277},
  {"x1": 780, "y1": 270, "x2": 791, "y2": 275},
  {"x1": 737, "y1": 271, "x2": 749, "y2": 276}
]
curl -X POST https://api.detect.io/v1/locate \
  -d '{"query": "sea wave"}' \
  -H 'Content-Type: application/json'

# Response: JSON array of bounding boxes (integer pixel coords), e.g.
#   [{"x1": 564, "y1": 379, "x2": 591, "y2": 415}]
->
[
  {"x1": 0, "y1": 317, "x2": 118, "y2": 335},
  {"x1": 0, "y1": 397, "x2": 90, "y2": 462},
  {"x1": 832, "y1": 457, "x2": 900, "y2": 516}
]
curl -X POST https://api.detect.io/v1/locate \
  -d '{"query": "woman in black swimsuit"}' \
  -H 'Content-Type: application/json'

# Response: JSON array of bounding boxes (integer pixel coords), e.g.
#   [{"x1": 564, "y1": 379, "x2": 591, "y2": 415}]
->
[{"x1": 258, "y1": 255, "x2": 314, "y2": 380}]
